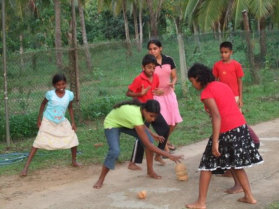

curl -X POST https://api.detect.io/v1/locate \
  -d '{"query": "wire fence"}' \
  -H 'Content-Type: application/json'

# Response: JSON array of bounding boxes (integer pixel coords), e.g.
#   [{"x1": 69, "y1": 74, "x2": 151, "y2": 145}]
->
[{"x1": 0, "y1": 31, "x2": 279, "y2": 141}]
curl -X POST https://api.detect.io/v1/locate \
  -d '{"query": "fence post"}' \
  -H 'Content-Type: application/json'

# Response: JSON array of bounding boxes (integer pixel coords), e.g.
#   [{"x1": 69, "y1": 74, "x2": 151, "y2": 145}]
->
[{"x1": 2, "y1": 0, "x2": 11, "y2": 147}]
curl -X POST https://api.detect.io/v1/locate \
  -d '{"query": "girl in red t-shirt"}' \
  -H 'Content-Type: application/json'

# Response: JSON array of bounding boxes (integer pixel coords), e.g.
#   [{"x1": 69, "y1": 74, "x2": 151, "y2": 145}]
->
[{"x1": 186, "y1": 63, "x2": 263, "y2": 209}]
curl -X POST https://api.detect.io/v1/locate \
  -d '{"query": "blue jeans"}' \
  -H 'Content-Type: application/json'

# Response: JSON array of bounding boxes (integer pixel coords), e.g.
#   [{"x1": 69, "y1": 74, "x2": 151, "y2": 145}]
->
[{"x1": 104, "y1": 127, "x2": 154, "y2": 169}]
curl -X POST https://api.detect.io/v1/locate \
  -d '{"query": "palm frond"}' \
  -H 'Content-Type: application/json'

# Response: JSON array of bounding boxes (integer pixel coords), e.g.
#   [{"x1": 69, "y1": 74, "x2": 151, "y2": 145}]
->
[
  {"x1": 232, "y1": 0, "x2": 249, "y2": 29},
  {"x1": 198, "y1": 0, "x2": 226, "y2": 31},
  {"x1": 249, "y1": 0, "x2": 274, "y2": 19},
  {"x1": 184, "y1": 0, "x2": 202, "y2": 24},
  {"x1": 271, "y1": 0, "x2": 279, "y2": 26}
]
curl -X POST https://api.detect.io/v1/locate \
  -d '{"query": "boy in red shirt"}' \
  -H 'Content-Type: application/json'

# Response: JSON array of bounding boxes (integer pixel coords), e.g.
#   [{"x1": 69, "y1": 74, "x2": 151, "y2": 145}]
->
[
  {"x1": 127, "y1": 54, "x2": 170, "y2": 178},
  {"x1": 213, "y1": 41, "x2": 244, "y2": 108}
]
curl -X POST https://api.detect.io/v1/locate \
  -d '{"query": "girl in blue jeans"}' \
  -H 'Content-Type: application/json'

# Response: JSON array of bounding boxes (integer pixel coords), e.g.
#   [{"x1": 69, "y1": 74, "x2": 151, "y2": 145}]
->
[{"x1": 93, "y1": 100, "x2": 182, "y2": 189}]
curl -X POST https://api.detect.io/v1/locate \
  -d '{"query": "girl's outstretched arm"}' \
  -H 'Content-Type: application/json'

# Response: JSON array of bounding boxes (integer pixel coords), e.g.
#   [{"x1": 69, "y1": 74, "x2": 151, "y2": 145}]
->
[
  {"x1": 134, "y1": 125, "x2": 182, "y2": 163},
  {"x1": 37, "y1": 98, "x2": 48, "y2": 128},
  {"x1": 203, "y1": 98, "x2": 221, "y2": 157},
  {"x1": 68, "y1": 101, "x2": 76, "y2": 131}
]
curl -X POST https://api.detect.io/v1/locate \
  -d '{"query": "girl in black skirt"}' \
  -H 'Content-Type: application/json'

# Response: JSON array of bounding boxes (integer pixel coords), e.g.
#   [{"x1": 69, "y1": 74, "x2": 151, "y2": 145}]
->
[{"x1": 186, "y1": 63, "x2": 263, "y2": 209}]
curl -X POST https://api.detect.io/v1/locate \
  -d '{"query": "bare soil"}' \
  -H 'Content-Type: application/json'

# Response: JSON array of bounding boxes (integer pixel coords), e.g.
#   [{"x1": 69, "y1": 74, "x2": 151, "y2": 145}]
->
[{"x1": 1, "y1": 118, "x2": 279, "y2": 209}]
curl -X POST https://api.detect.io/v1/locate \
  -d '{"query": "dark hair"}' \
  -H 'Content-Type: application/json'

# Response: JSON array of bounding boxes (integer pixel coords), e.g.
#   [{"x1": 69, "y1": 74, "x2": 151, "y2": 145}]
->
[
  {"x1": 220, "y1": 41, "x2": 232, "y2": 50},
  {"x1": 188, "y1": 63, "x2": 215, "y2": 88},
  {"x1": 113, "y1": 99, "x2": 160, "y2": 114},
  {"x1": 142, "y1": 100, "x2": 160, "y2": 114},
  {"x1": 147, "y1": 39, "x2": 162, "y2": 49},
  {"x1": 142, "y1": 54, "x2": 157, "y2": 66},
  {"x1": 52, "y1": 73, "x2": 67, "y2": 85}
]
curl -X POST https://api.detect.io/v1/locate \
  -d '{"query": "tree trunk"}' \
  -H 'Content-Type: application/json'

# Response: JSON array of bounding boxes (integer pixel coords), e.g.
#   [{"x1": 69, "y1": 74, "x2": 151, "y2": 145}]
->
[
  {"x1": 146, "y1": 0, "x2": 163, "y2": 39},
  {"x1": 69, "y1": 0, "x2": 80, "y2": 108},
  {"x1": 259, "y1": 18, "x2": 267, "y2": 63},
  {"x1": 217, "y1": 21, "x2": 222, "y2": 42},
  {"x1": 2, "y1": 0, "x2": 11, "y2": 147},
  {"x1": 132, "y1": 2, "x2": 140, "y2": 51},
  {"x1": 223, "y1": 0, "x2": 234, "y2": 31},
  {"x1": 78, "y1": 0, "x2": 93, "y2": 72},
  {"x1": 19, "y1": 34, "x2": 24, "y2": 69},
  {"x1": 138, "y1": 0, "x2": 143, "y2": 51},
  {"x1": 173, "y1": 17, "x2": 187, "y2": 97},
  {"x1": 54, "y1": 0, "x2": 63, "y2": 69},
  {"x1": 122, "y1": 0, "x2": 132, "y2": 56},
  {"x1": 242, "y1": 10, "x2": 259, "y2": 84},
  {"x1": 193, "y1": 21, "x2": 201, "y2": 51}
]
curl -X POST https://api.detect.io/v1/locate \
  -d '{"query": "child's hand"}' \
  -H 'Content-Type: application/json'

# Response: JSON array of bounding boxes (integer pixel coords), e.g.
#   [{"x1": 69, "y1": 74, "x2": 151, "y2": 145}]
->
[
  {"x1": 152, "y1": 88, "x2": 164, "y2": 96},
  {"x1": 169, "y1": 154, "x2": 183, "y2": 163},
  {"x1": 72, "y1": 123, "x2": 77, "y2": 132},
  {"x1": 154, "y1": 135, "x2": 165, "y2": 143},
  {"x1": 212, "y1": 142, "x2": 221, "y2": 157},
  {"x1": 168, "y1": 82, "x2": 175, "y2": 89},
  {"x1": 141, "y1": 85, "x2": 150, "y2": 96},
  {"x1": 238, "y1": 99, "x2": 243, "y2": 108}
]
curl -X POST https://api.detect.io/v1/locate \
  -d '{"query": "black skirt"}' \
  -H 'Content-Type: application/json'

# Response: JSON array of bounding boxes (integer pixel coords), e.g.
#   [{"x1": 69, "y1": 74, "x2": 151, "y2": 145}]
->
[{"x1": 199, "y1": 124, "x2": 263, "y2": 171}]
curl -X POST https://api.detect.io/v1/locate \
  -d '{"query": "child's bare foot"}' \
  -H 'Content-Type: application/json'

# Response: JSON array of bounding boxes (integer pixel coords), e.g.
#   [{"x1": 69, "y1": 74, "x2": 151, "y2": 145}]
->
[
  {"x1": 185, "y1": 201, "x2": 206, "y2": 209},
  {"x1": 147, "y1": 171, "x2": 162, "y2": 179},
  {"x1": 155, "y1": 156, "x2": 166, "y2": 166},
  {"x1": 128, "y1": 162, "x2": 142, "y2": 170},
  {"x1": 93, "y1": 179, "x2": 104, "y2": 189},
  {"x1": 72, "y1": 161, "x2": 81, "y2": 167},
  {"x1": 238, "y1": 196, "x2": 257, "y2": 204},
  {"x1": 20, "y1": 169, "x2": 28, "y2": 177},
  {"x1": 225, "y1": 185, "x2": 243, "y2": 194}
]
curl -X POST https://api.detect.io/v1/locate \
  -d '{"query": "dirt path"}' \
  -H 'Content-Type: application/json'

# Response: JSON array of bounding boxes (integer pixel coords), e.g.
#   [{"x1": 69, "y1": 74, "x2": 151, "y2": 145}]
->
[{"x1": 1, "y1": 119, "x2": 279, "y2": 209}]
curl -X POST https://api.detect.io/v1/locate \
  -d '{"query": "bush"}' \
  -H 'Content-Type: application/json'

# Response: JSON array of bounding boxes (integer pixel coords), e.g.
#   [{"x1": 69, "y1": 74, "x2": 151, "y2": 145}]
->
[
  {"x1": 0, "y1": 112, "x2": 38, "y2": 141},
  {"x1": 81, "y1": 95, "x2": 126, "y2": 120}
]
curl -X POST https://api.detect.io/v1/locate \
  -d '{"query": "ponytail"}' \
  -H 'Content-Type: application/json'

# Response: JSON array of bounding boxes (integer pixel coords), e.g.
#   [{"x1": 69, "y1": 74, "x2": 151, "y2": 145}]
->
[
  {"x1": 113, "y1": 99, "x2": 142, "y2": 109},
  {"x1": 113, "y1": 99, "x2": 160, "y2": 114}
]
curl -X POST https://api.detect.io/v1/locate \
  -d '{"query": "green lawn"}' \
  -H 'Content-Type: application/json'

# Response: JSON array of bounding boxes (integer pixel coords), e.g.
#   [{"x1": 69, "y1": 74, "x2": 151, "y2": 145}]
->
[
  {"x1": 1, "y1": 77, "x2": 279, "y2": 176},
  {"x1": 1, "y1": 36, "x2": 279, "y2": 176}
]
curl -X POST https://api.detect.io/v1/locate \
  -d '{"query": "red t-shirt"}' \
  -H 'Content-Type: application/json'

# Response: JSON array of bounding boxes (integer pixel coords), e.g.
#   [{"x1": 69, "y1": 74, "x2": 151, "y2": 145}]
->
[
  {"x1": 128, "y1": 71, "x2": 159, "y2": 103},
  {"x1": 201, "y1": 81, "x2": 246, "y2": 133},
  {"x1": 212, "y1": 60, "x2": 244, "y2": 96}
]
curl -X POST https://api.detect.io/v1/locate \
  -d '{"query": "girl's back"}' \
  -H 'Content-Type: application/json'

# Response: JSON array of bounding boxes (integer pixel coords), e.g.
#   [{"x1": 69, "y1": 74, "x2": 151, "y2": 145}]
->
[{"x1": 201, "y1": 81, "x2": 245, "y2": 133}]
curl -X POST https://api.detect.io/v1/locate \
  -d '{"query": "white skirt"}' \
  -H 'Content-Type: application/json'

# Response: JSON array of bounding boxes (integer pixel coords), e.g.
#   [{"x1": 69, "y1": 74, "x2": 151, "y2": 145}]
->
[{"x1": 33, "y1": 117, "x2": 79, "y2": 150}]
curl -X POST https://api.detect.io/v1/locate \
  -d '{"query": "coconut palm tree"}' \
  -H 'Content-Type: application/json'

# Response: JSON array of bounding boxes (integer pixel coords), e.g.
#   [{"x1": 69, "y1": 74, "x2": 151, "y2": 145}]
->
[
  {"x1": 146, "y1": 0, "x2": 164, "y2": 38},
  {"x1": 249, "y1": 0, "x2": 274, "y2": 60},
  {"x1": 164, "y1": 0, "x2": 201, "y2": 96},
  {"x1": 97, "y1": 0, "x2": 133, "y2": 56},
  {"x1": 78, "y1": 0, "x2": 93, "y2": 71},
  {"x1": 69, "y1": 0, "x2": 80, "y2": 106},
  {"x1": 54, "y1": 0, "x2": 63, "y2": 69}
]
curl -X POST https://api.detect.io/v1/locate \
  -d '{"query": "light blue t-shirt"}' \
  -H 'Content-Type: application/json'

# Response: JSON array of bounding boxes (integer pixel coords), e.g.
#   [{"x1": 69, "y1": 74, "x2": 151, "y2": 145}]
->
[{"x1": 43, "y1": 90, "x2": 74, "y2": 124}]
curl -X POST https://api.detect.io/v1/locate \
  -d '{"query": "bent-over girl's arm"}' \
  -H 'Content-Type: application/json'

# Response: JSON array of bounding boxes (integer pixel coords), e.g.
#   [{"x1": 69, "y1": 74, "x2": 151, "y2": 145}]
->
[
  {"x1": 68, "y1": 101, "x2": 77, "y2": 131},
  {"x1": 134, "y1": 125, "x2": 182, "y2": 163},
  {"x1": 37, "y1": 98, "x2": 48, "y2": 128},
  {"x1": 145, "y1": 125, "x2": 164, "y2": 143},
  {"x1": 203, "y1": 98, "x2": 221, "y2": 157}
]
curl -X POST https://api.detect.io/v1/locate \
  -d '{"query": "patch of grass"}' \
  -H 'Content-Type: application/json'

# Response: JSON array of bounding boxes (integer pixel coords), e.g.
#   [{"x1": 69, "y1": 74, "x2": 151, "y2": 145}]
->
[
  {"x1": 267, "y1": 202, "x2": 279, "y2": 209},
  {"x1": 1, "y1": 78, "x2": 279, "y2": 176},
  {"x1": 1, "y1": 35, "x2": 279, "y2": 176}
]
